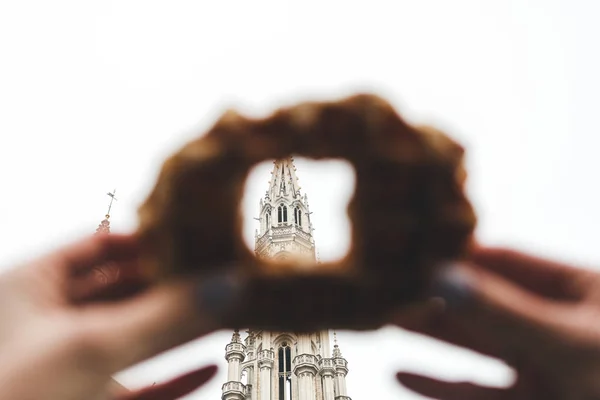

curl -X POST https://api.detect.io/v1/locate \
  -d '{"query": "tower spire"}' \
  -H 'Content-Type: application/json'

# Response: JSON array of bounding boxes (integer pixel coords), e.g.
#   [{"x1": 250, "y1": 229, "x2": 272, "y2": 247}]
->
[
  {"x1": 256, "y1": 157, "x2": 316, "y2": 261},
  {"x1": 267, "y1": 157, "x2": 302, "y2": 200}
]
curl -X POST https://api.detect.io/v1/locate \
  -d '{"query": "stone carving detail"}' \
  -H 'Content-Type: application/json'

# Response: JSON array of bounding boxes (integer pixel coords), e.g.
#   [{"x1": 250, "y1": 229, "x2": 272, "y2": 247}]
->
[
  {"x1": 334, "y1": 358, "x2": 348, "y2": 368},
  {"x1": 256, "y1": 232, "x2": 270, "y2": 248},
  {"x1": 222, "y1": 381, "x2": 247, "y2": 394},
  {"x1": 273, "y1": 226, "x2": 293, "y2": 235},
  {"x1": 295, "y1": 229, "x2": 310, "y2": 241},
  {"x1": 258, "y1": 349, "x2": 275, "y2": 367}
]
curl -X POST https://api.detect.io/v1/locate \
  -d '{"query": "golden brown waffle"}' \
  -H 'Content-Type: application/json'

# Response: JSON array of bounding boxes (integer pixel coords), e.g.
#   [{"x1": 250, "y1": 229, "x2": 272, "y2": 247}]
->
[{"x1": 137, "y1": 93, "x2": 476, "y2": 331}]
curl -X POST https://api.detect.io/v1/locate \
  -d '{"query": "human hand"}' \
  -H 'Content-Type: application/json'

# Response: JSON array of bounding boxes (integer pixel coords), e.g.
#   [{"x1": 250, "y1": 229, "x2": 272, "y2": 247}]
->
[
  {"x1": 0, "y1": 233, "x2": 225, "y2": 400},
  {"x1": 395, "y1": 247, "x2": 600, "y2": 399}
]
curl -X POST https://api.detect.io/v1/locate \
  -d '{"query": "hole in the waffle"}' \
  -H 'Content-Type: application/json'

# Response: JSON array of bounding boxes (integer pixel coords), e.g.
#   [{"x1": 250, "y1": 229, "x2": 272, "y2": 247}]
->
[{"x1": 243, "y1": 157, "x2": 356, "y2": 266}]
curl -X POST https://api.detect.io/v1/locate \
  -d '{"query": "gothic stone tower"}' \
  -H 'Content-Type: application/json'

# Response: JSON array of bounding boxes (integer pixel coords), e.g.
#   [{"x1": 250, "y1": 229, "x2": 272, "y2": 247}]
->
[{"x1": 221, "y1": 158, "x2": 351, "y2": 400}]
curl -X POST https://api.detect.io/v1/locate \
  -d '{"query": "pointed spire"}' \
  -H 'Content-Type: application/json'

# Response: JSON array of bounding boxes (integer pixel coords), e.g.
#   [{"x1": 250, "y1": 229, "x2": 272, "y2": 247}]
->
[
  {"x1": 267, "y1": 157, "x2": 302, "y2": 200},
  {"x1": 256, "y1": 157, "x2": 316, "y2": 260}
]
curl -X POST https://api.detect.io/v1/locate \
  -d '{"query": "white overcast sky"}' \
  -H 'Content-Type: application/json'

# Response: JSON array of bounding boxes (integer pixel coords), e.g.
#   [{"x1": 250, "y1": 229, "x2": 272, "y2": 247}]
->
[{"x1": 1, "y1": 1, "x2": 599, "y2": 399}]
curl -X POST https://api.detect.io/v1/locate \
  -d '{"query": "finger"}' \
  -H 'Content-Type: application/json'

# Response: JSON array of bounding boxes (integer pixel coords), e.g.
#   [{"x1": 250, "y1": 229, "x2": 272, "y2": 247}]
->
[
  {"x1": 114, "y1": 365, "x2": 217, "y2": 400},
  {"x1": 393, "y1": 263, "x2": 569, "y2": 364},
  {"x1": 396, "y1": 372, "x2": 507, "y2": 400},
  {"x1": 49, "y1": 234, "x2": 140, "y2": 278},
  {"x1": 386, "y1": 297, "x2": 446, "y2": 331},
  {"x1": 83, "y1": 273, "x2": 237, "y2": 372},
  {"x1": 429, "y1": 263, "x2": 570, "y2": 359},
  {"x1": 471, "y1": 247, "x2": 591, "y2": 300},
  {"x1": 390, "y1": 290, "x2": 534, "y2": 363},
  {"x1": 66, "y1": 234, "x2": 140, "y2": 276},
  {"x1": 69, "y1": 260, "x2": 150, "y2": 304},
  {"x1": 392, "y1": 310, "x2": 509, "y2": 362}
]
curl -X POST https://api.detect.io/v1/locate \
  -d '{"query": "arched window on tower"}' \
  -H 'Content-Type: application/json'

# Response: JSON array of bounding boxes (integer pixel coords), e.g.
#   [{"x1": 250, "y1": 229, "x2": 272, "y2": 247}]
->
[
  {"x1": 278, "y1": 204, "x2": 288, "y2": 225},
  {"x1": 278, "y1": 343, "x2": 293, "y2": 400},
  {"x1": 266, "y1": 212, "x2": 271, "y2": 231},
  {"x1": 293, "y1": 207, "x2": 302, "y2": 227}
]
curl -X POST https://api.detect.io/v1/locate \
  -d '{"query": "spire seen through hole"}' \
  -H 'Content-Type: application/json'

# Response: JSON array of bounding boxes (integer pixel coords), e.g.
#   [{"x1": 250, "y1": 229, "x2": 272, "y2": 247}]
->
[{"x1": 243, "y1": 157, "x2": 355, "y2": 264}]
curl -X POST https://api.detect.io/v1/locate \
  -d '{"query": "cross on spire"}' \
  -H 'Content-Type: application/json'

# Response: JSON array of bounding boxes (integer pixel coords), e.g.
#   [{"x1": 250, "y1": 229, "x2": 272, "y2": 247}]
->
[{"x1": 106, "y1": 189, "x2": 118, "y2": 217}]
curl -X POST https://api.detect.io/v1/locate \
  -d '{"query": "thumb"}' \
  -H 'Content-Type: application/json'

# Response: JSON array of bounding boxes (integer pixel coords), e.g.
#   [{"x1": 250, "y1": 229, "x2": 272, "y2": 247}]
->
[{"x1": 431, "y1": 263, "x2": 570, "y2": 358}]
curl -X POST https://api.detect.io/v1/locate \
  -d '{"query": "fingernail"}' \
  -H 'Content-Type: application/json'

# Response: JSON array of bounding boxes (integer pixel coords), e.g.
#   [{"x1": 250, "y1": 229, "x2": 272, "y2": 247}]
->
[
  {"x1": 430, "y1": 264, "x2": 475, "y2": 311},
  {"x1": 196, "y1": 272, "x2": 243, "y2": 320}
]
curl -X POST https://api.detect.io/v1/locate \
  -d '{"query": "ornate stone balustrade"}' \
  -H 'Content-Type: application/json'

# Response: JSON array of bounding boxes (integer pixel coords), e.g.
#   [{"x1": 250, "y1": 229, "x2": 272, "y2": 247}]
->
[
  {"x1": 295, "y1": 228, "x2": 311, "y2": 241},
  {"x1": 333, "y1": 357, "x2": 348, "y2": 374},
  {"x1": 319, "y1": 358, "x2": 334, "y2": 368},
  {"x1": 225, "y1": 342, "x2": 246, "y2": 362},
  {"x1": 294, "y1": 354, "x2": 317, "y2": 365},
  {"x1": 318, "y1": 357, "x2": 335, "y2": 375},
  {"x1": 271, "y1": 225, "x2": 312, "y2": 246},
  {"x1": 293, "y1": 353, "x2": 318, "y2": 375},
  {"x1": 222, "y1": 381, "x2": 246, "y2": 399},
  {"x1": 258, "y1": 349, "x2": 275, "y2": 367},
  {"x1": 319, "y1": 358, "x2": 336, "y2": 377},
  {"x1": 272, "y1": 225, "x2": 293, "y2": 235},
  {"x1": 226, "y1": 343, "x2": 245, "y2": 353},
  {"x1": 334, "y1": 358, "x2": 347, "y2": 368}
]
